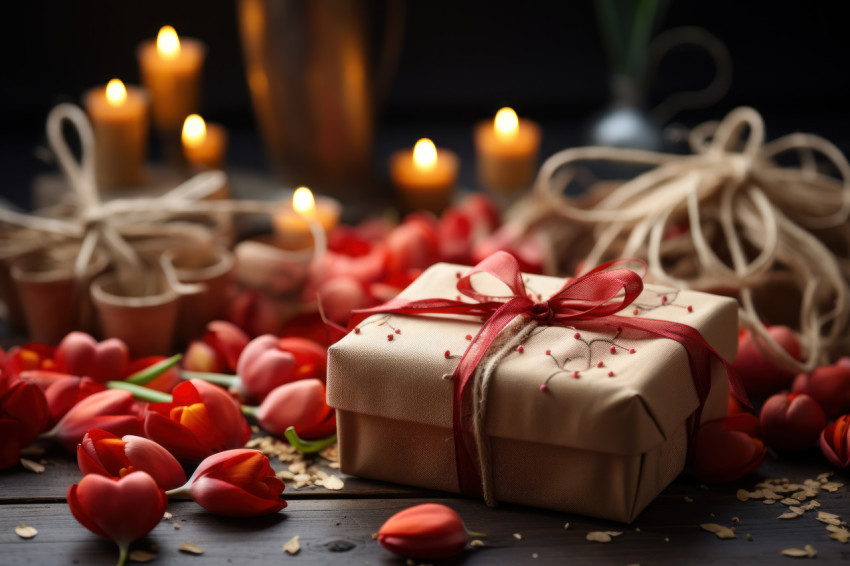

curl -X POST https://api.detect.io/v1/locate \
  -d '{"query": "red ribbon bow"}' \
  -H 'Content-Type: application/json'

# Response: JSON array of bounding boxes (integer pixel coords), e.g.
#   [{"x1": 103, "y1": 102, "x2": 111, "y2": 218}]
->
[{"x1": 349, "y1": 251, "x2": 744, "y2": 498}]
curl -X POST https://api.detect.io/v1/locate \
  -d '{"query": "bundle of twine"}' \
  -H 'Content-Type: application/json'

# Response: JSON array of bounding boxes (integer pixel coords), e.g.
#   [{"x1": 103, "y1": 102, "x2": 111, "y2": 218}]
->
[{"x1": 508, "y1": 106, "x2": 850, "y2": 373}]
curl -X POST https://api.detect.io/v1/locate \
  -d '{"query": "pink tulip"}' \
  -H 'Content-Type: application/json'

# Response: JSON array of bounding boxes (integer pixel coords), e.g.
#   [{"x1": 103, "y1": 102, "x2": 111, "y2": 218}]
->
[
  {"x1": 760, "y1": 392, "x2": 826, "y2": 451},
  {"x1": 184, "y1": 321, "x2": 251, "y2": 373},
  {"x1": 315, "y1": 275, "x2": 372, "y2": 327},
  {"x1": 254, "y1": 378, "x2": 336, "y2": 439},
  {"x1": 693, "y1": 417, "x2": 766, "y2": 483},
  {"x1": 55, "y1": 332, "x2": 129, "y2": 383},
  {"x1": 321, "y1": 228, "x2": 388, "y2": 285},
  {"x1": 174, "y1": 449, "x2": 286, "y2": 516},
  {"x1": 472, "y1": 223, "x2": 546, "y2": 274},
  {"x1": 78, "y1": 429, "x2": 186, "y2": 490},
  {"x1": 68, "y1": 471, "x2": 167, "y2": 566},
  {"x1": 144, "y1": 379, "x2": 251, "y2": 463},
  {"x1": 732, "y1": 326, "x2": 801, "y2": 399},
  {"x1": 49, "y1": 389, "x2": 144, "y2": 453},
  {"x1": 43, "y1": 375, "x2": 106, "y2": 424},
  {"x1": 235, "y1": 335, "x2": 328, "y2": 401},
  {"x1": 792, "y1": 362, "x2": 850, "y2": 419},
  {"x1": 438, "y1": 194, "x2": 501, "y2": 265},
  {"x1": 820, "y1": 414, "x2": 850, "y2": 468}
]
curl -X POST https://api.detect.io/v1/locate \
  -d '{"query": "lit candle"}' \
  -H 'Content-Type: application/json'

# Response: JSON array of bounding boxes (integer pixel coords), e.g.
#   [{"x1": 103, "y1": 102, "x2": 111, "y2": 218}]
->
[
  {"x1": 83, "y1": 78, "x2": 150, "y2": 188},
  {"x1": 272, "y1": 191, "x2": 341, "y2": 251},
  {"x1": 181, "y1": 114, "x2": 228, "y2": 170},
  {"x1": 291, "y1": 187, "x2": 327, "y2": 272},
  {"x1": 137, "y1": 25, "x2": 206, "y2": 157},
  {"x1": 389, "y1": 138, "x2": 459, "y2": 215},
  {"x1": 474, "y1": 107, "x2": 541, "y2": 193}
]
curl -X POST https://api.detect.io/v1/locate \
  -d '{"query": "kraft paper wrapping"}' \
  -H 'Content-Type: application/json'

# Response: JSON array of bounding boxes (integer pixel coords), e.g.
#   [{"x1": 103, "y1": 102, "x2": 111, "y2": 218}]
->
[{"x1": 327, "y1": 263, "x2": 737, "y2": 522}]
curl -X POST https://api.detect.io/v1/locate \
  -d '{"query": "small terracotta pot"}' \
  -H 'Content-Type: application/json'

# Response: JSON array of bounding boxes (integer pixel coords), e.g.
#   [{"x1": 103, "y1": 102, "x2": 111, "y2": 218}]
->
[
  {"x1": 91, "y1": 272, "x2": 179, "y2": 357},
  {"x1": 171, "y1": 246, "x2": 235, "y2": 346},
  {"x1": 11, "y1": 248, "x2": 106, "y2": 344}
]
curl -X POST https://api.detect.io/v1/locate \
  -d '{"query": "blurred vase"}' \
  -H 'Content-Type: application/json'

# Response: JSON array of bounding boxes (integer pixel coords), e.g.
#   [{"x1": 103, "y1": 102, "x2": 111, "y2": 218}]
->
[{"x1": 237, "y1": 0, "x2": 404, "y2": 203}]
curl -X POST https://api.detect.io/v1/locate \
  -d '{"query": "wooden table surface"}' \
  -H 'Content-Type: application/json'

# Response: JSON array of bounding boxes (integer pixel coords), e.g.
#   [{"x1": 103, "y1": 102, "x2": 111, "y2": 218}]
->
[{"x1": 2, "y1": 441, "x2": 848, "y2": 566}]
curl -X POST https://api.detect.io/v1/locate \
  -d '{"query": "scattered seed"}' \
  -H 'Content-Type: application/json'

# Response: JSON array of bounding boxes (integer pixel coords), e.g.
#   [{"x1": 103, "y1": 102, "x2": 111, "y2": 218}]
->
[
  {"x1": 586, "y1": 532, "x2": 612, "y2": 543},
  {"x1": 179, "y1": 542, "x2": 203, "y2": 555},
  {"x1": 732, "y1": 517, "x2": 740, "y2": 523},
  {"x1": 635, "y1": 528, "x2": 641, "y2": 532},
  {"x1": 283, "y1": 535, "x2": 300, "y2": 555},
  {"x1": 532, "y1": 553, "x2": 539, "y2": 559},
  {"x1": 778, "y1": 512, "x2": 801, "y2": 520},
  {"x1": 605, "y1": 531, "x2": 623, "y2": 537},
  {"x1": 173, "y1": 523, "x2": 181, "y2": 530},
  {"x1": 20, "y1": 459, "x2": 45, "y2": 473},
  {"x1": 470, "y1": 540, "x2": 484, "y2": 548},
  {"x1": 827, "y1": 525, "x2": 850, "y2": 543},
  {"x1": 763, "y1": 499, "x2": 776, "y2": 505},
  {"x1": 700, "y1": 523, "x2": 736, "y2": 539},
  {"x1": 163, "y1": 512, "x2": 172, "y2": 520},
  {"x1": 745, "y1": 533, "x2": 753, "y2": 541},
  {"x1": 128, "y1": 550, "x2": 157, "y2": 562},
  {"x1": 822, "y1": 482, "x2": 843, "y2": 492},
  {"x1": 563, "y1": 523, "x2": 569, "y2": 530},
  {"x1": 513, "y1": 533, "x2": 522, "y2": 540},
  {"x1": 15, "y1": 525, "x2": 37, "y2": 539},
  {"x1": 664, "y1": 537, "x2": 670, "y2": 542},
  {"x1": 736, "y1": 489, "x2": 750, "y2": 502},
  {"x1": 684, "y1": 496, "x2": 694, "y2": 503},
  {"x1": 371, "y1": 532, "x2": 378, "y2": 540},
  {"x1": 321, "y1": 475, "x2": 345, "y2": 490},
  {"x1": 816, "y1": 511, "x2": 842, "y2": 526}
]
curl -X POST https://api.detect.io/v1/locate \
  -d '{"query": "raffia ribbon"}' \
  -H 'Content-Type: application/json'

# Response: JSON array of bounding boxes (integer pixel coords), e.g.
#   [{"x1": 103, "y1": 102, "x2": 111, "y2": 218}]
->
[
  {"x1": 0, "y1": 103, "x2": 281, "y2": 297},
  {"x1": 513, "y1": 106, "x2": 850, "y2": 373}
]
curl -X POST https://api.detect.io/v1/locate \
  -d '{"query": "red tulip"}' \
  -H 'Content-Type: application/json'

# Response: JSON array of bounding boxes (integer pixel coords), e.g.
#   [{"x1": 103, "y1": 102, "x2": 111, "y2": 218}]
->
[
  {"x1": 733, "y1": 326, "x2": 801, "y2": 399},
  {"x1": 760, "y1": 392, "x2": 826, "y2": 451},
  {"x1": 438, "y1": 194, "x2": 500, "y2": 265},
  {"x1": 176, "y1": 449, "x2": 286, "y2": 516},
  {"x1": 49, "y1": 389, "x2": 144, "y2": 452},
  {"x1": 472, "y1": 223, "x2": 546, "y2": 274},
  {"x1": 2, "y1": 342, "x2": 57, "y2": 377},
  {"x1": 315, "y1": 275, "x2": 372, "y2": 327},
  {"x1": 227, "y1": 286, "x2": 286, "y2": 337},
  {"x1": 820, "y1": 414, "x2": 850, "y2": 468},
  {"x1": 43, "y1": 375, "x2": 106, "y2": 424},
  {"x1": 144, "y1": 379, "x2": 251, "y2": 463},
  {"x1": 55, "y1": 332, "x2": 129, "y2": 383},
  {"x1": 385, "y1": 214, "x2": 441, "y2": 274},
  {"x1": 0, "y1": 379, "x2": 50, "y2": 469},
  {"x1": 184, "y1": 321, "x2": 251, "y2": 373},
  {"x1": 693, "y1": 417, "x2": 766, "y2": 483},
  {"x1": 254, "y1": 379, "x2": 336, "y2": 439},
  {"x1": 792, "y1": 362, "x2": 850, "y2": 420},
  {"x1": 377, "y1": 503, "x2": 468, "y2": 559},
  {"x1": 68, "y1": 471, "x2": 167, "y2": 565},
  {"x1": 78, "y1": 429, "x2": 186, "y2": 490},
  {"x1": 322, "y1": 227, "x2": 388, "y2": 286}
]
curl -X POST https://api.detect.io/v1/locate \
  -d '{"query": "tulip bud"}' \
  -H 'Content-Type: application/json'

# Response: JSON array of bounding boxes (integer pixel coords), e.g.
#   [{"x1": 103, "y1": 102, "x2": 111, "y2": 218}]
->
[
  {"x1": 255, "y1": 379, "x2": 336, "y2": 440},
  {"x1": 733, "y1": 326, "x2": 800, "y2": 399},
  {"x1": 820, "y1": 414, "x2": 850, "y2": 468},
  {"x1": 0, "y1": 379, "x2": 50, "y2": 469},
  {"x1": 760, "y1": 392, "x2": 826, "y2": 451},
  {"x1": 693, "y1": 417, "x2": 766, "y2": 483},
  {"x1": 177, "y1": 449, "x2": 287, "y2": 516},
  {"x1": 50, "y1": 389, "x2": 144, "y2": 453},
  {"x1": 235, "y1": 335, "x2": 328, "y2": 402},
  {"x1": 43, "y1": 375, "x2": 105, "y2": 424},
  {"x1": 55, "y1": 332, "x2": 129, "y2": 383},
  {"x1": 791, "y1": 363, "x2": 850, "y2": 420},
  {"x1": 377, "y1": 503, "x2": 468, "y2": 559},
  {"x1": 67, "y1": 471, "x2": 167, "y2": 565},
  {"x1": 78, "y1": 429, "x2": 186, "y2": 490}
]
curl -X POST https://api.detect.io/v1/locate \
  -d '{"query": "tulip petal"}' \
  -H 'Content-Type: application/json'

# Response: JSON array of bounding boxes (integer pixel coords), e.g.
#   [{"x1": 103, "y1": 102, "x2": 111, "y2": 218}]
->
[{"x1": 189, "y1": 476, "x2": 287, "y2": 516}]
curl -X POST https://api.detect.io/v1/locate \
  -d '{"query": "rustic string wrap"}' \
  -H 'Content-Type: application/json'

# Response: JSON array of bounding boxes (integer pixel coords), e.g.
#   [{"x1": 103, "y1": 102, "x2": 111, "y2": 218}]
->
[
  {"x1": 0, "y1": 103, "x2": 282, "y2": 297},
  {"x1": 518, "y1": 106, "x2": 850, "y2": 373}
]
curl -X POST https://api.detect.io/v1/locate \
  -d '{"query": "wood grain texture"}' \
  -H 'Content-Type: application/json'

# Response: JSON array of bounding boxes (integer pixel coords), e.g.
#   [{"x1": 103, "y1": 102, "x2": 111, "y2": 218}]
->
[{"x1": 2, "y1": 448, "x2": 849, "y2": 565}]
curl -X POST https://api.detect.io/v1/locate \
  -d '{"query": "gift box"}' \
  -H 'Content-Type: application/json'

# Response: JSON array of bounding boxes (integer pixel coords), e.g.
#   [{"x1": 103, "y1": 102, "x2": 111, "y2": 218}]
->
[{"x1": 327, "y1": 255, "x2": 737, "y2": 522}]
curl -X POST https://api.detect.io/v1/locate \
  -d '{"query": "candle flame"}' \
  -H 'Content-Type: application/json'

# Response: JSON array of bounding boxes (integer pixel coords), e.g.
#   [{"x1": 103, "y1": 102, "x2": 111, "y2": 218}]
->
[
  {"x1": 157, "y1": 25, "x2": 181, "y2": 59},
  {"x1": 182, "y1": 114, "x2": 207, "y2": 147},
  {"x1": 412, "y1": 138, "x2": 438, "y2": 171},
  {"x1": 494, "y1": 107, "x2": 519, "y2": 139},
  {"x1": 105, "y1": 79, "x2": 127, "y2": 107},
  {"x1": 293, "y1": 186, "x2": 316, "y2": 217}
]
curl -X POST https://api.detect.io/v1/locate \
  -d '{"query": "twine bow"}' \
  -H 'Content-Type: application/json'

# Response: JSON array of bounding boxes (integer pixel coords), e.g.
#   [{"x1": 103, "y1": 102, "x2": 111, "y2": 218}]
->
[{"x1": 349, "y1": 251, "x2": 739, "y2": 502}]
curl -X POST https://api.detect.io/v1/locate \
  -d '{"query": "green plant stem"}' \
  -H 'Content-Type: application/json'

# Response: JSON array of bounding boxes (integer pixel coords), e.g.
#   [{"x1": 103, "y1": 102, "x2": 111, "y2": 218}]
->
[
  {"x1": 181, "y1": 371, "x2": 240, "y2": 388},
  {"x1": 165, "y1": 485, "x2": 192, "y2": 500},
  {"x1": 240, "y1": 404, "x2": 259, "y2": 420},
  {"x1": 116, "y1": 542, "x2": 129, "y2": 566},
  {"x1": 284, "y1": 426, "x2": 337, "y2": 454},
  {"x1": 106, "y1": 381, "x2": 172, "y2": 403},
  {"x1": 125, "y1": 354, "x2": 183, "y2": 385}
]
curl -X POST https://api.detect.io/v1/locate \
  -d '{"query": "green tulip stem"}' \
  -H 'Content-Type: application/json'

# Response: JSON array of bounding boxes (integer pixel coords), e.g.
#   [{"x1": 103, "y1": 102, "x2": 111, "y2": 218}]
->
[
  {"x1": 284, "y1": 426, "x2": 337, "y2": 454},
  {"x1": 124, "y1": 354, "x2": 183, "y2": 386},
  {"x1": 116, "y1": 542, "x2": 129, "y2": 566},
  {"x1": 181, "y1": 370, "x2": 240, "y2": 388},
  {"x1": 465, "y1": 528, "x2": 488, "y2": 538},
  {"x1": 106, "y1": 381, "x2": 172, "y2": 404},
  {"x1": 240, "y1": 404, "x2": 259, "y2": 420}
]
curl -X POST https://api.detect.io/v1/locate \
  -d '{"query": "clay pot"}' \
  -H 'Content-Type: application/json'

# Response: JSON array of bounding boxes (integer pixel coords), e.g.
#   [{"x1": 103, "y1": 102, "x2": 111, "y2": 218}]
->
[
  {"x1": 11, "y1": 247, "x2": 107, "y2": 344},
  {"x1": 170, "y1": 246, "x2": 235, "y2": 346},
  {"x1": 90, "y1": 272, "x2": 179, "y2": 357}
]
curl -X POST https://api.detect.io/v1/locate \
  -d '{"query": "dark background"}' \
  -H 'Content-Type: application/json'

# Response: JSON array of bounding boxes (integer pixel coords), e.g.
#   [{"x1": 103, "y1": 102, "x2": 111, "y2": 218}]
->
[{"x1": 2, "y1": 0, "x2": 849, "y2": 210}]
